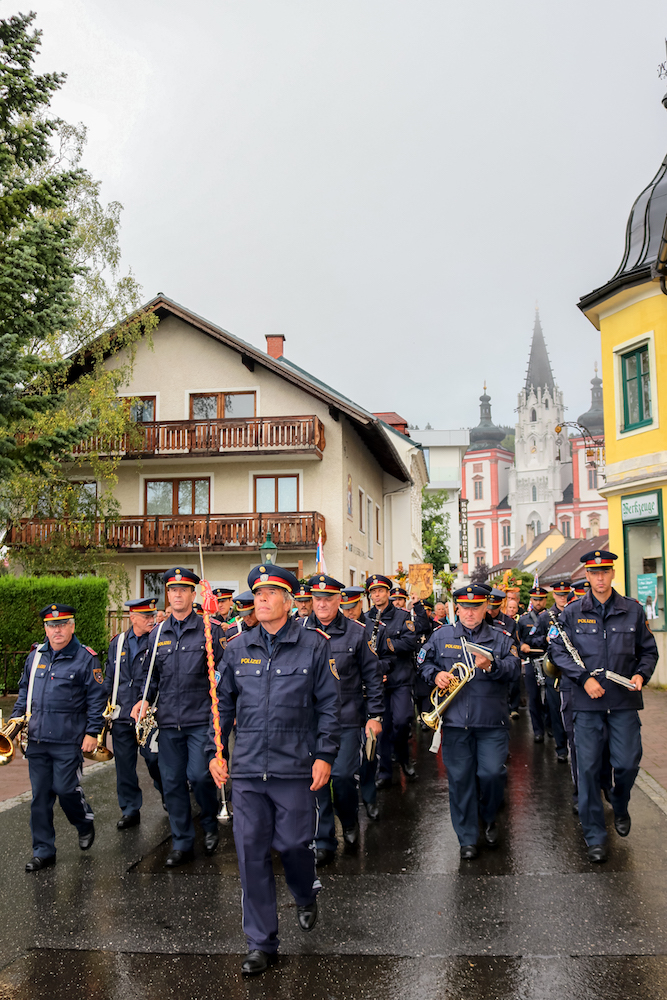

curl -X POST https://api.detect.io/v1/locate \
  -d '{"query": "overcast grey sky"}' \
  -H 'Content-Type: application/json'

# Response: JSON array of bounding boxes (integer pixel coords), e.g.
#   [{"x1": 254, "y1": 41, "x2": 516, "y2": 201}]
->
[{"x1": 26, "y1": 0, "x2": 667, "y2": 431}]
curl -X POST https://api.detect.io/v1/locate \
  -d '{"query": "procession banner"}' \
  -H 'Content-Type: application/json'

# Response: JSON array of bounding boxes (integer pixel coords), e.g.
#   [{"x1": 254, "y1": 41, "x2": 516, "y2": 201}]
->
[{"x1": 408, "y1": 563, "x2": 433, "y2": 599}]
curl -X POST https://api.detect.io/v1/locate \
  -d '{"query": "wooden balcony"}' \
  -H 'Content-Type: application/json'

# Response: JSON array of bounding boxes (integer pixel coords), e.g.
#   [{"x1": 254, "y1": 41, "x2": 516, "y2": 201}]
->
[
  {"x1": 5, "y1": 511, "x2": 326, "y2": 553},
  {"x1": 72, "y1": 415, "x2": 326, "y2": 460}
]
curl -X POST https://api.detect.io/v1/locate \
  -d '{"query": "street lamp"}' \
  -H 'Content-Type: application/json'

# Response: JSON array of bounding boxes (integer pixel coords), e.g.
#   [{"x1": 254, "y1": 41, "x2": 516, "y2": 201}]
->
[{"x1": 259, "y1": 531, "x2": 278, "y2": 565}]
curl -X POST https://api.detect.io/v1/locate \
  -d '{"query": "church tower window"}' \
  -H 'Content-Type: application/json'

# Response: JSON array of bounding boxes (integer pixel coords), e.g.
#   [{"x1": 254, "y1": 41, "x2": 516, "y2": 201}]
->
[
  {"x1": 532, "y1": 485, "x2": 537, "y2": 502},
  {"x1": 530, "y1": 408, "x2": 537, "y2": 422}
]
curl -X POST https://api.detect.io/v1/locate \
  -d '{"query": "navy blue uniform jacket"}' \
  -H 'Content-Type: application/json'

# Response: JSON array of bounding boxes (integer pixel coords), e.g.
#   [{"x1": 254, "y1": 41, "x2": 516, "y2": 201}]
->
[
  {"x1": 487, "y1": 610, "x2": 517, "y2": 641},
  {"x1": 146, "y1": 611, "x2": 226, "y2": 728},
  {"x1": 211, "y1": 617, "x2": 341, "y2": 779},
  {"x1": 418, "y1": 621, "x2": 520, "y2": 728},
  {"x1": 548, "y1": 589, "x2": 658, "y2": 712},
  {"x1": 516, "y1": 610, "x2": 549, "y2": 658},
  {"x1": 304, "y1": 611, "x2": 383, "y2": 727},
  {"x1": 103, "y1": 628, "x2": 150, "y2": 723},
  {"x1": 12, "y1": 636, "x2": 107, "y2": 745},
  {"x1": 364, "y1": 604, "x2": 416, "y2": 689}
]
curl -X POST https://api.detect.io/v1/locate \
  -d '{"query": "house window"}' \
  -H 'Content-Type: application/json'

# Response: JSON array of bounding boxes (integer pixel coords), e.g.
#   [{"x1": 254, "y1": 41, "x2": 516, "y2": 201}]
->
[
  {"x1": 359, "y1": 489, "x2": 365, "y2": 533},
  {"x1": 561, "y1": 519, "x2": 571, "y2": 537},
  {"x1": 475, "y1": 526, "x2": 484, "y2": 548},
  {"x1": 190, "y1": 391, "x2": 256, "y2": 420},
  {"x1": 622, "y1": 345, "x2": 652, "y2": 430},
  {"x1": 546, "y1": 547, "x2": 553, "y2": 556},
  {"x1": 476, "y1": 555, "x2": 484, "y2": 567},
  {"x1": 474, "y1": 480, "x2": 483, "y2": 500},
  {"x1": 532, "y1": 485, "x2": 537, "y2": 502},
  {"x1": 502, "y1": 523, "x2": 511, "y2": 547},
  {"x1": 130, "y1": 396, "x2": 156, "y2": 422},
  {"x1": 367, "y1": 498, "x2": 374, "y2": 558},
  {"x1": 145, "y1": 478, "x2": 210, "y2": 516},
  {"x1": 254, "y1": 475, "x2": 298, "y2": 512},
  {"x1": 588, "y1": 468, "x2": 598, "y2": 490},
  {"x1": 375, "y1": 504, "x2": 381, "y2": 544},
  {"x1": 142, "y1": 570, "x2": 168, "y2": 610}
]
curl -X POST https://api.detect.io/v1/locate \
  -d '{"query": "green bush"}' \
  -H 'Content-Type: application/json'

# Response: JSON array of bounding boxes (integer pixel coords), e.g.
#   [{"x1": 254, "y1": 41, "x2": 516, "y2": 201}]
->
[{"x1": 0, "y1": 575, "x2": 109, "y2": 659}]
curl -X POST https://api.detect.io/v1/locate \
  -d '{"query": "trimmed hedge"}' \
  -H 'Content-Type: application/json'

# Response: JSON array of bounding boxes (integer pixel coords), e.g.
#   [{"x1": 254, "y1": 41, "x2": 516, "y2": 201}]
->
[{"x1": 0, "y1": 576, "x2": 109, "y2": 656}]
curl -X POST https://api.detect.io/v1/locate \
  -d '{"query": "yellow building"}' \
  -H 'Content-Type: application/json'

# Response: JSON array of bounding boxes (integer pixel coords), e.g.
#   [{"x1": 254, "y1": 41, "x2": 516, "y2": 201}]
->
[{"x1": 579, "y1": 145, "x2": 667, "y2": 680}]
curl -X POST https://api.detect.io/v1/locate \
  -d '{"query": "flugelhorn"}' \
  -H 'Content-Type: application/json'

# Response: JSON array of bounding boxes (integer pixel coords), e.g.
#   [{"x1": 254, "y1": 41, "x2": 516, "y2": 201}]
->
[
  {"x1": 0, "y1": 716, "x2": 28, "y2": 765},
  {"x1": 83, "y1": 701, "x2": 115, "y2": 762},
  {"x1": 421, "y1": 661, "x2": 475, "y2": 730}
]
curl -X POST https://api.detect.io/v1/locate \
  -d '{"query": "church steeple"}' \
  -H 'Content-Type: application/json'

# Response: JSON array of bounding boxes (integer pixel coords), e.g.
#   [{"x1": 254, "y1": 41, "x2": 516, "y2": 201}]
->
[
  {"x1": 468, "y1": 383, "x2": 505, "y2": 452},
  {"x1": 577, "y1": 364, "x2": 604, "y2": 437},
  {"x1": 525, "y1": 310, "x2": 555, "y2": 393}
]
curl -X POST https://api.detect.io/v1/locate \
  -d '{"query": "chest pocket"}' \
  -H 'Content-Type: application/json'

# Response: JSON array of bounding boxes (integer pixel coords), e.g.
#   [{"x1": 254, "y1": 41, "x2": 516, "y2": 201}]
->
[
  {"x1": 47, "y1": 669, "x2": 75, "y2": 707},
  {"x1": 271, "y1": 662, "x2": 311, "y2": 708},
  {"x1": 608, "y1": 623, "x2": 637, "y2": 654}
]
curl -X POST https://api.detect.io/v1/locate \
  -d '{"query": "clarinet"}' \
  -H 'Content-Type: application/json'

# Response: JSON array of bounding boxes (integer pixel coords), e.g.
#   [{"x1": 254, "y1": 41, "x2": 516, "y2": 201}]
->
[
  {"x1": 548, "y1": 609, "x2": 587, "y2": 670},
  {"x1": 369, "y1": 609, "x2": 382, "y2": 654}
]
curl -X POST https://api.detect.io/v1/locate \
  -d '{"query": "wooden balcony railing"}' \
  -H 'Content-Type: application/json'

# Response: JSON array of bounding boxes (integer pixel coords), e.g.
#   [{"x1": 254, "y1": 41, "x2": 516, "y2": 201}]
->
[
  {"x1": 5, "y1": 512, "x2": 326, "y2": 553},
  {"x1": 72, "y1": 415, "x2": 326, "y2": 460}
]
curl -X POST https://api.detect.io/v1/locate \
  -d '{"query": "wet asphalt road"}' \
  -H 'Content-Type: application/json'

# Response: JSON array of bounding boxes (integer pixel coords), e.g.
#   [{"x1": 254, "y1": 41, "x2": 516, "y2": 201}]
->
[{"x1": 2, "y1": 711, "x2": 667, "y2": 1000}]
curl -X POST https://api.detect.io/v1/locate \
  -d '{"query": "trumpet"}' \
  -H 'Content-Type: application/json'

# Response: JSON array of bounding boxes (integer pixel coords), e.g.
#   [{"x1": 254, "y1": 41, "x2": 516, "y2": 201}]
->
[
  {"x1": 421, "y1": 661, "x2": 475, "y2": 730},
  {"x1": 0, "y1": 715, "x2": 28, "y2": 765},
  {"x1": 83, "y1": 701, "x2": 115, "y2": 762}
]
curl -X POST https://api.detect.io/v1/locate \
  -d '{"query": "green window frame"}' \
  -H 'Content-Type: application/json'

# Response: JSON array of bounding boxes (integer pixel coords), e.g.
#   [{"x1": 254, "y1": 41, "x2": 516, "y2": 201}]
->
[{"x1": 622, "y1": 344, "x2": 652, "y2": 431}]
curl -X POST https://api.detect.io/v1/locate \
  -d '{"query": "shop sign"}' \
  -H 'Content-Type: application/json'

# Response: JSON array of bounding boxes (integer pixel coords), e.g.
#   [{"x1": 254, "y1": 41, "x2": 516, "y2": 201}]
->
[{"x1": 621, "y1": 493, "x2": 659, "y2": 522}]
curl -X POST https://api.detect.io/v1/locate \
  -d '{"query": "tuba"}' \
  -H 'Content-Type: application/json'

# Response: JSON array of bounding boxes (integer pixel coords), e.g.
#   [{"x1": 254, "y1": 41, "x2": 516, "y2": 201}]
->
[
  {"x1": 0, "y1": 716, "x2": 28, "y2": 765},
  {"x1": 421, "y1": 661, "x2": 475, "y2": 730},
  {"x1": 83, "y1": 701, "x2": 115, "y2": 762}
]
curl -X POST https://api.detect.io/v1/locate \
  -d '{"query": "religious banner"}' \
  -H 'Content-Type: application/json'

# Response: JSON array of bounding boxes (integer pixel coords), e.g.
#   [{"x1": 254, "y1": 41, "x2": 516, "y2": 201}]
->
[{"x1": 408, "y1": 563, "x2": 433, "y2": 599}]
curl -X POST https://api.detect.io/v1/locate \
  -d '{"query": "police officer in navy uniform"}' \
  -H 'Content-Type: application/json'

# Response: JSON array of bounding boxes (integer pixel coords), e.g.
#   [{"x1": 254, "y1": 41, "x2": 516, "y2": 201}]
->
[
  {"x1": 549, "y1": 550, "x2": 658, "y2": 863},
  {"x1": 418, "y1": 585, "x2": 520, "y2": 859},
  {"x1": 517, "y1": 586, "x2": 550, "y2": 742},
  {"x1": 365, "y1": 574, "x2": 417, "y2": 787},
  {"x1": 293, "y1": 583, "x2": 313, "y2": 618},
  {"x1": 132, "y1": 567, "x2": 225, "y2": 867},
  {"x1": 104, "y1": 597, "x2": 163, "y2": 829},
  {"x1": 486, "y1": 588, "x2": 520, "y2": 719},
  {"x1": 11, "y1": 604, "x2": 107, "y2": 871},
  {"x1": 305, "y1": 574, "x2": 383, "y2": 864},
  {"x1": 212, "y1": 586, "x2": 235, "y2": 623},
  {"x1": 208, "y1": 564, "x2": 340, "y2": 976},
  {"x1": 224, "y1": 591, "x2": 257, "y2": 637}
]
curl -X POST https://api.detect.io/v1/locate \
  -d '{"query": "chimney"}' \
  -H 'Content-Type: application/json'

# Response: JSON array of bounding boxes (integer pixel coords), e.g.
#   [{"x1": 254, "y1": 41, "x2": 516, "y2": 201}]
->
[{"x1": 266, "y1": 334, "x2": 285, "y2": 359}]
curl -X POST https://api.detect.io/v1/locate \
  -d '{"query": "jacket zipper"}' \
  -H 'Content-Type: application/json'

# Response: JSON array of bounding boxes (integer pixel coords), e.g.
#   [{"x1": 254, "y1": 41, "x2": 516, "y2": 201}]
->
[{"x1": 264, "y1": 655, "x2": 271, "y2": 780}]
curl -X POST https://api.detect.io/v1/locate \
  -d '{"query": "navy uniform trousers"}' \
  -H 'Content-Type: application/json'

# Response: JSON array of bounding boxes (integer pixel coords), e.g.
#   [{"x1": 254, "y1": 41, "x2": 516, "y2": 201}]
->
[
  {"x1": 523, "y1": 659, "x2": 547, "y2": 737},
  {"x1": 573, "y1": 709, "x2": 642, "y2": 846},
  {"x1": 158, "y1": 725, "x2": 219, "y2": 850},
  {"x1": 233, "y1": 777, "x2": 319, "y2": 953},
  {"x1": 316, "y1": 727, "x2": 363, "y2": 850},
  {"x1": 377, "y1": 685, "x2": 413, "y2": 779},
  {"x1": 560, "y1": 687, "x2": 612, "y2": 806},
  {"x1": 441, "y1": 727, "x2": 509, "y2": 846},
  {"x1": 26, "y1": 743, "x2": 94, "y2": 857},
  {"x1": 111, "y1": 721, "x2": 163, "y2": 816}
]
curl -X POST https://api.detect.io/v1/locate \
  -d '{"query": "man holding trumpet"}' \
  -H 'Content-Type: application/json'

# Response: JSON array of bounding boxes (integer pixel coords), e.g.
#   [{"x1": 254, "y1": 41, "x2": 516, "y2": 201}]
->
[{"x1": 418, "y1": 584, "x2": 520, "y2": 859}]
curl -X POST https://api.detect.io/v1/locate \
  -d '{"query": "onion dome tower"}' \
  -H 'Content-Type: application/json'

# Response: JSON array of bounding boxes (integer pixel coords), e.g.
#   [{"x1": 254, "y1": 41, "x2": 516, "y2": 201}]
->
[
  {"x1": 467, "y1": 384, "x2": 505, "y2": 452},
  {"x1": 577, "y1": 366, "x2": 604, "y2": 438}
]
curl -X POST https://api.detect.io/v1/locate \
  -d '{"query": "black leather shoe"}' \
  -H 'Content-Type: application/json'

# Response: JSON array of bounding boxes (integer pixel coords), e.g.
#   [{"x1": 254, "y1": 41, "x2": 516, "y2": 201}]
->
[
  {"x1": 25, "y1": 855, "x2": 55, "y2": 872},
  {"x1": 400, "y1": 762, "x2": 418, "y2": 781},
  {"x1": 614, "y1": 812, "x2": 631, "y2": 837},
  {"x1": 533, "y1": 734, "x2": 544, "y2": 744},
  {"x1": 241, "y1": 950, "x2": 277, "y2": 975},
  {"x1": 342, "y1": 823, "x2": 359, "y2": 847},
  {"x1": 204, "y1": 831, "x2": 219, "y2": 855},
  {"x1": 587, "y1": 844, "x2": 608, "y2": 863},
  {"x1": 314, "y1": 847, "x2": 336, "y2": 866},
  {"x1": 165, "y1": 848, "x2": 195, "y2": 867},
  {"x1": 297, "y1": 899, "x2": 318, "y2": 931},
  {"x1": 572, "y1": 802, "x2": 579, "y2": 815},
  {"x1": 460, "y1": 844, "x2": 478, "y2": 860},
  {"x1": 483, "y1": 822, "x2": 500, "y2": 847},
  {"x1": 78, "y1": 824, "x2": 95, "y2": 850},
  {"x1": 365, "y1": 801, "x2": 380, "y2": 821},
  {"x1": 375, "y1": 776, "x2": 393, "y2": 790},
  {"x1": 117, "y1": 813, "x2": 140, "y2": 830},
  {"x1": 557, "y1": 753, "x2": 569, "y2": 764}
]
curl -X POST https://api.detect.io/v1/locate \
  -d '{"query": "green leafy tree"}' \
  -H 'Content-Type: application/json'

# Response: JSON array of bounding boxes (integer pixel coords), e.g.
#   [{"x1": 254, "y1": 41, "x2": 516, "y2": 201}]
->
[
  {"x1": 0, "y1": 11, "x2": 157, "y2": 604},
  {"x1": 422, "y1": 488, "x2": 451, "y2": 574}
]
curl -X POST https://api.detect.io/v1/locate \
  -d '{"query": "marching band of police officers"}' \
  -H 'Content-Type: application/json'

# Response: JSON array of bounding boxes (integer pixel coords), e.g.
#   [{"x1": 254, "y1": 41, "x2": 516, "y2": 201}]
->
[{"x1": 5, "y1": 546, "x2": 659, "y2": 972}]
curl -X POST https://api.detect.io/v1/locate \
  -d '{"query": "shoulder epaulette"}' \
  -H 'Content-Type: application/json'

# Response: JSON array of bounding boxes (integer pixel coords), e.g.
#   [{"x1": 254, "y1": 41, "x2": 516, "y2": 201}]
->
[
  {"x1": 352, "y1": 619, "x2": 367, "y2": 629},
  {"x1": 111, "y1": 632, "x2": 120, "y2": 642},
  {"x1": 85, "y1": 645, "x2": 97, "y2": 656},
  {"x1": 30, "y1": 641, "x2": 40, "y2": 650},
  {"x1": 314, "y1": 627, "x2": 330, "y2": 640},
  {"x1": 209, "y1": 617, "x2": 223, "y2": 626},
  {"x1": 227, "y1": 630, "x2": 244, "y2": 642}
]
